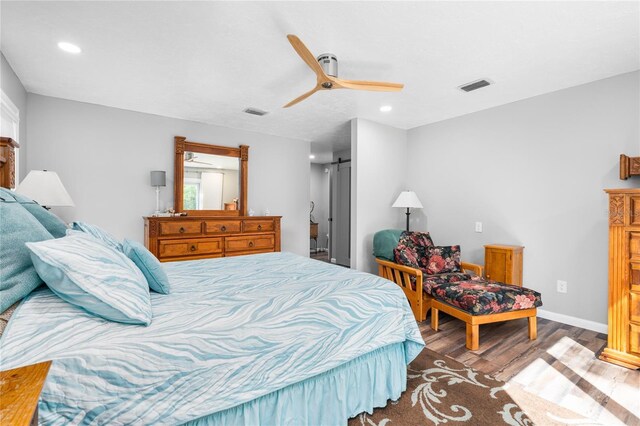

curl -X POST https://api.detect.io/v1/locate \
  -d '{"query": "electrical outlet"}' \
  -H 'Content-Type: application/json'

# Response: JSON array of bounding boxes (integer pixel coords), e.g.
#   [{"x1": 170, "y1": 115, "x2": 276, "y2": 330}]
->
[
  {"x1": 330, "y1": 258, "x2": 337, "y2": 264},
  {"x1": 557, "y1": 280, "x2": 568, "y2": 294},
  {"x1": 475, "y1": 222, "x2": 483, "y2": 233}
]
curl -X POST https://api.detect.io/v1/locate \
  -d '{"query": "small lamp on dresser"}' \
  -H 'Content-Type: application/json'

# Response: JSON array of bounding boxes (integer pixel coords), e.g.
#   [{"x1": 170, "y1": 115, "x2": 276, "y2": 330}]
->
[
  {"x1": 16, "y1": 170, "x2": 74, "y2": 209},
  {"x1": 150, "y1": 170, "x2": 166, "y2": 215}
]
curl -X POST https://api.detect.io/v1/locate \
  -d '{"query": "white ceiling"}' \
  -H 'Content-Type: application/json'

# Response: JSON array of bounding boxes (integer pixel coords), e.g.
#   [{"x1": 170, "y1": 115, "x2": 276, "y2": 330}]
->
[{"x1": 2, "y1": 1, "x2": 638, "y2": 161}]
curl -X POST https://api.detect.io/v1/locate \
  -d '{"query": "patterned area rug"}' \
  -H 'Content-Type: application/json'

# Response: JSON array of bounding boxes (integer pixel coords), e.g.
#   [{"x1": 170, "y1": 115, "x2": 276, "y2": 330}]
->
[{"x1": 348, "y1": 348, "x2": 532, "y2": 426}]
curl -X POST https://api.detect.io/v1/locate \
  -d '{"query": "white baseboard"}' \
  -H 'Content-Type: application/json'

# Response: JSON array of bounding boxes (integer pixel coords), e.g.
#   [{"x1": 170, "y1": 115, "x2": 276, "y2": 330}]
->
[{"x1": 537, "y1": 309, "x2": 608, "y2": 334}]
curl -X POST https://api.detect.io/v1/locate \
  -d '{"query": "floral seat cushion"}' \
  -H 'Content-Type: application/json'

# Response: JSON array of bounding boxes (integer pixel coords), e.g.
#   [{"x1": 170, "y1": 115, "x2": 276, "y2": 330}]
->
[{"x1": 426, "y1": 278, "x2": 543, "y2": 315}]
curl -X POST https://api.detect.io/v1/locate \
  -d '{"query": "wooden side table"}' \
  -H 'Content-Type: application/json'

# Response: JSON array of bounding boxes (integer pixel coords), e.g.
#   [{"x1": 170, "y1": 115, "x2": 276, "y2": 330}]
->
[
  {"x1": 484, "y1": 244, "x2": 524, "y2": 286},
  {"x1": 0, "y1": 361, "x2": 51, "y2": 426}
]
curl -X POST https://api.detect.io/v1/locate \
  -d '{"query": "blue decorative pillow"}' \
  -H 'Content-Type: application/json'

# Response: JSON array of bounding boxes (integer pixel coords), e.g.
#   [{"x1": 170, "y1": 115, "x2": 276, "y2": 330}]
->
[
  {"x1": 0, "y1": 198, "x2": 53, "y2": 312},
  {"x1": 123, "y1": 239, "x2": 171, "y2": 294},
  {"x1": 0, "y1": 188, "x2": 68, "y2": 238},
  {"x1": 26, "y1": 232, "x2": 152, "y2": 325},
  {"x1": 71, "y1": 221, "x2": 122, "y2": 251}
]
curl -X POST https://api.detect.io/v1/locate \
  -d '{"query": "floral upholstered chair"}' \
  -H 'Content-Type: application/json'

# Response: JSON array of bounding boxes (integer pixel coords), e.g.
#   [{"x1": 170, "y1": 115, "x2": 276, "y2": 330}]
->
[{"x1": 374, "y1": 230, "x2": 542, "y2": 350}]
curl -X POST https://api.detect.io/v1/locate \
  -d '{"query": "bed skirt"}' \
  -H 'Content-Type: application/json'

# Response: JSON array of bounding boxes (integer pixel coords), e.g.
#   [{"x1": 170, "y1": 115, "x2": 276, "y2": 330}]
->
[{"x1": 184, "y1": 342, "x2": 411, "y2": 426}]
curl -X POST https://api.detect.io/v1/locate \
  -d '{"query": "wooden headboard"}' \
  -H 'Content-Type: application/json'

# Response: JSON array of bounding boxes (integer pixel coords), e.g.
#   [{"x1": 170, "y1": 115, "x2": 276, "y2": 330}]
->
[{"x1": 0, "y1": 137, "x2": 19, "y2": 189}]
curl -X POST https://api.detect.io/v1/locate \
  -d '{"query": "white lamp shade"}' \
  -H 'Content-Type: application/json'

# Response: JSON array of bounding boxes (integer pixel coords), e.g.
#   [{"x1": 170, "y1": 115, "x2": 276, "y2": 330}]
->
[
  {"x1": 392, "y1": 191, "x2": 423, "y2": 209},
  {"x1": 16, "y1": 170, "x2": 74, "y2": 207}
]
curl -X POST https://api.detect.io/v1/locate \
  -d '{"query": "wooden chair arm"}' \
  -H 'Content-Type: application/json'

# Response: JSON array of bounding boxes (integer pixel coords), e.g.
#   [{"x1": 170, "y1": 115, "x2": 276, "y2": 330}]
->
[
  {"x1": 461, "y1": 261, "x2": 483, "y2": 277},
  {"x1": 375, "y1": 258, "x2": 426, "y2": 321},
  {"x1": 375, "y1": 258, "x2": 423, "y2": 297}
]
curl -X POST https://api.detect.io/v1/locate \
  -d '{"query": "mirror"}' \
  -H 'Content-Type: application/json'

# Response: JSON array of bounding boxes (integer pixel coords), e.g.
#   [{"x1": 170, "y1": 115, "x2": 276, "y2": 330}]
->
[{"x1": 174, "y1": 136, "x2": 248, "y2": 216}]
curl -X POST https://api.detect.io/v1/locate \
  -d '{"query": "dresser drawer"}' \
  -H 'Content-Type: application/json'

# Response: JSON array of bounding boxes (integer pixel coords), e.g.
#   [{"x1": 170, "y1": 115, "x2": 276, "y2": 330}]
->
[
  {"x1": 225, "y1": 235, "x2": 275, "y2": 252},
  {"x1": 243, "y1": 220, "x2": 274, "y2": 233},
  {"x1": 159, "y1": 238, "x2": 222, "y2": 258},
  {"x1": 205, "y1": 220, "x2": 242, "y2": 234},
  {"x1": 631, "y1": 292, "x2": 640, "y2": 323},
  {"x1": 630, "y1": 323, "x2": 640, "y2": 355},
  {"x1": 159, "y1": 221, "x2": 202, "y2": 236}
]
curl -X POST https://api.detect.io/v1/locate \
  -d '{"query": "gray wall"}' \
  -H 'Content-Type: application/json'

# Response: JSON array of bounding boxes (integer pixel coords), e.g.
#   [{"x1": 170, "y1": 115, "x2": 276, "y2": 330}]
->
[
  {"x1": 26, "y1": 94, "x2": 310, "y2": 256},
  {"x1": 1, "y1": 52, "x2": 27, "y2": 180},
  {"x1": 310, "y1": 163, "x2": 329, "y2": 250},
  {"x1": 352, "y1": 118, "x2": 408, "y2": 273},
  {"x1": 406, "y1": 71, "x2": 639, "y2": 325}
]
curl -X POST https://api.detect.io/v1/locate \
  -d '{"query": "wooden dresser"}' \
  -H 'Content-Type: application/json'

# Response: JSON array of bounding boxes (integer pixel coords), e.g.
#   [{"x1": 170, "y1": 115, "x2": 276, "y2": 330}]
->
[
  {"x1": 484, "y1": 244, "x2": 524, "y2": 286},
  {"x1": 601, "y1": 189, "x2": 640, "y2": 369},
  {"x1": 0, "y1": 137, "x2": 19, "y2": 189},
  {"x1": 144, "y1": 216, "x2": 281, "y2": 262}
]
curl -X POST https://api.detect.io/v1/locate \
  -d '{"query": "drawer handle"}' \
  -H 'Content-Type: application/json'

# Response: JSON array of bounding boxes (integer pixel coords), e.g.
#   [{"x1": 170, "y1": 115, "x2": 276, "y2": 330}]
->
[
  {"x1": 257, "y1": 225, "x2": 262, "y2": 230},
  {"x1": 221, "y1": 226, "x2": 227, "y2": 232},
  {"x1": 249, "y1": 241, "x2": 254, "y2": 248},
  {"x1": 179, "y1": 227, "x2": 186, "y2": 234},
  {"x1": 190, "y1": 244, "x2": 197, "y2": 252}
]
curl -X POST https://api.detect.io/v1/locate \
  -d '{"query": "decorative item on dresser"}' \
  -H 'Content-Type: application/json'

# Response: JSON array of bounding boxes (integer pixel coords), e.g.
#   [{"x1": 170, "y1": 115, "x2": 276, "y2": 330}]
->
[
  {"x1": 0, "y1": 361, "x2": 51, "y2": 426},
  {"x1": 0, "y1": 137, "x2": 19, "y2": 189},
  {"x1": 484, "y1": 244, "x2": 524, "y2": 286},
  {"x1": 619, "y1": 154, "x2": 640, "y2": 180},
  {"x1": 144, "y1": 216, "x2": 281, "y2": 261},
  {"x1": 601, "y1": 188, "x2": 640, "y2": 369},
  {"x1": 150, "y1": 170, "x2": 166, "y2": 215}
]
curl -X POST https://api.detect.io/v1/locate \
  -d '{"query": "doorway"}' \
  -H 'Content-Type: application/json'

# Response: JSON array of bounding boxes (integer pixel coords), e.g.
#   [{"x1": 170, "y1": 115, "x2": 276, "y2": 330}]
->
[{"x1": 329, "y1": 159, "x2": 350, "y2": 266}]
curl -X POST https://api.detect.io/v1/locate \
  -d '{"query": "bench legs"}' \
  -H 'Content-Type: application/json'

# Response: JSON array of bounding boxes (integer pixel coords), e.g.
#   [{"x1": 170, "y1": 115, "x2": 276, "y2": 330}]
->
[
  {"x1": 430, "y1": 306, "x2": 439, "y2": 331},
  {"x1": 466, "y1": 324, "x2": 480, "y2": 350},
  {"x1": 429, "y1": 301, "x2": 538, "y2": 351},
  {"x1": 528, "y1": 315, "x2": 537, "y2": 340}
]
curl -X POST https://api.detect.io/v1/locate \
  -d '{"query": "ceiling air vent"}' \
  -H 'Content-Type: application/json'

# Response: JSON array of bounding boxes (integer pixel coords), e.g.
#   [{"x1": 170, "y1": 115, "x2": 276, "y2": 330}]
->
[
  {"x1": 243, "y1": 107, "x2": 268, "y2": 116},
  {"x1": 459, "y1": 79, "x2": 491, "y2": 92}
]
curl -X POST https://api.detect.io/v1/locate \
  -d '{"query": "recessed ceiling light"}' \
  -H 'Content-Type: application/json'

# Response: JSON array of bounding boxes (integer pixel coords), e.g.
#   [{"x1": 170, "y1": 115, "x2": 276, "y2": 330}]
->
[
  {"x1": 309, "y1": 154, "x2": 316, "y2": 159},
  {"x1": 380, "y1": 105, "x2": 392, "y2": 112},
  {"x1": 58, "y1": 41, "x2": 81, "y2": 54}
]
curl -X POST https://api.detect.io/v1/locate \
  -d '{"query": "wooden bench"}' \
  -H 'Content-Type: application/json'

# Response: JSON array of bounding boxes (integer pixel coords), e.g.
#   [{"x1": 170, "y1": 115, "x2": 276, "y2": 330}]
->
[{"x1": 376, "y1": 258, "x2": 537, "y2": 350}]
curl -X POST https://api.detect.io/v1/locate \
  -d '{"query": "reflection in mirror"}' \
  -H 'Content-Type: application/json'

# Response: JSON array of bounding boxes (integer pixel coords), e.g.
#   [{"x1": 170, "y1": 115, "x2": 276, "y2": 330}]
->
[{"x1": 183, "y1": 152, "x2": 240, "y2": 211}]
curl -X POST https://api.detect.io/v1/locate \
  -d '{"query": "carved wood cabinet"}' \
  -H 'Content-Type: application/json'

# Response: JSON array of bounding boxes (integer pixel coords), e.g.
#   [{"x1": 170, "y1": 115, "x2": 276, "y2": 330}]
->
[
  {"x1": 601, "y1": 189, "x2": 640, "y2": 369},
  {"x1": 144, "y1": 216, "x2": 281, "y2": 262},
  {"x1": 0, "y1": 137, "x2": 19, "y2": 189}
]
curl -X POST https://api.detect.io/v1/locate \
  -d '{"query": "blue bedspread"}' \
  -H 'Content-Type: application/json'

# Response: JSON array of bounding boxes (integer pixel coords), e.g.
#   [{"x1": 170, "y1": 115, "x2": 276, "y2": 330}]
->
[{"x1": 0, "y1": 252, "x2": 424, "y2": 425}]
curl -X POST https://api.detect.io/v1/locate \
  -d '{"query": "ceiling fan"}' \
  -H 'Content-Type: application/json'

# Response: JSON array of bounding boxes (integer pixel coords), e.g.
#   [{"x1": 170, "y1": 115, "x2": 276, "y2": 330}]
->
[
  {"x1": 283, "y1": 34, "x2": 404, "y2": 108},
  {"x1": 184, "y1": 152, "x2": 214, "y2": 166}
]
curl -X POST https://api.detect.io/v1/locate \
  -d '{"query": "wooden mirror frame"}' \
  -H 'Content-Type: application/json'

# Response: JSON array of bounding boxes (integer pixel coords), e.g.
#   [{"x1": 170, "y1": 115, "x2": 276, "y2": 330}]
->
[{"x1": 174, "y1": 136, "x2": 248, "y2": 216}]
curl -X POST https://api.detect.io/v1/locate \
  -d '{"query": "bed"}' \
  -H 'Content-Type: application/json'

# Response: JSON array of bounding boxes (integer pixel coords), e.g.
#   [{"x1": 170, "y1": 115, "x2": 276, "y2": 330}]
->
[{"x1": 0, "y1": 252, "x2": 424, "y2": 425}]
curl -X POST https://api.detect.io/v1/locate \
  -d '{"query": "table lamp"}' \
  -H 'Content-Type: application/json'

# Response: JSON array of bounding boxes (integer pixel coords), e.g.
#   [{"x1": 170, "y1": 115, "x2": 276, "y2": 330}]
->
[
  {"x1": 16, "y1": 170, "x2": 74, "y2": 209},
  {"x1": 150, "y1": 170, "x2": 166, "y2": 215}
]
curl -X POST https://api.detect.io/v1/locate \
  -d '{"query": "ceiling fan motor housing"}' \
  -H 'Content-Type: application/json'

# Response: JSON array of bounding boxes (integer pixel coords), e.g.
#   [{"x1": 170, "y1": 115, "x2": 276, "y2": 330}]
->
[{"x1": 317, "y1": 53, "x2": 338, "y2": 77}]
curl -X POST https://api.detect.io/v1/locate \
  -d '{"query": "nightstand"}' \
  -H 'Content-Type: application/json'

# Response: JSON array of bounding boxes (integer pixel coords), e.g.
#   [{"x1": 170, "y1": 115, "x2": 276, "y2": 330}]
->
[
  {"x1": 0, "y1": 361, "x2": 51, "y2": 426},
  {"x1": 484, "y1": 244, "x2": 524, "y2": 286}
]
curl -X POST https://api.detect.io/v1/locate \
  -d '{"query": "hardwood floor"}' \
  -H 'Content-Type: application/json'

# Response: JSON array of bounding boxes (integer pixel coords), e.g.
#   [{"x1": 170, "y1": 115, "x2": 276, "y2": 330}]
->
[{"x1": 421, "y1": 313, "x2": 640, "y2": 425}]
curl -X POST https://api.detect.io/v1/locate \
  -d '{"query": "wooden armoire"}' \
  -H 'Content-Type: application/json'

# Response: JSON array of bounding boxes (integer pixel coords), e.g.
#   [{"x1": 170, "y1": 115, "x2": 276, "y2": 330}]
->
[{"x1": 601, "y1": 189, "x2": 640, "y2": 369}]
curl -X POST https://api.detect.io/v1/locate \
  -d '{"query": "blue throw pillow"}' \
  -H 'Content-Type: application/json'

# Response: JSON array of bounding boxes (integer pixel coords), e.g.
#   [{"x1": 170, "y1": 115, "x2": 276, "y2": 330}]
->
[
  {"x1": 26, "y1": 232, "x2": 152, "y2": 325},
  {"x1": 71, "y1": 221, "x2": 122, "y2": 251},
  {"x1": 123, "y1": 239, "x2": 171, "y2": 294},
  {"x1": 0, "y1": 198, "x2": 53, "y2": 312},
  {"x1": 0, "y1": 188, "x2": 68, "y2": 238}
]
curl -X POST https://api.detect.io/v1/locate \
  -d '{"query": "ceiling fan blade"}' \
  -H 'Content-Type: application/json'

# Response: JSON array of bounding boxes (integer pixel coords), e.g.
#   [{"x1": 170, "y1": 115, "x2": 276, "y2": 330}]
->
[
  {"x1": 283, "y1": 86, "x2": 320, "y2": 108},
  {"x1": 287, "y1": 35, "x2": 327, "y2": 80},
  {"x1": 332, "y1": 77, "x2": 404, "y2": 92}
]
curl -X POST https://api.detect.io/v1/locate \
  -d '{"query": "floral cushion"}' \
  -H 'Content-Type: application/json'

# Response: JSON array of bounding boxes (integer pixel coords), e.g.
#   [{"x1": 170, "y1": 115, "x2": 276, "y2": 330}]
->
[
  {"x1": 425, "y1": 245, "x2": 461, "y2": 275},
  {"x1": 394, "y1": 231, "x2": 435, "y2": 271},
  {"x1": 426, "y1": 279, "x2": 543, "y2": 315}
]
